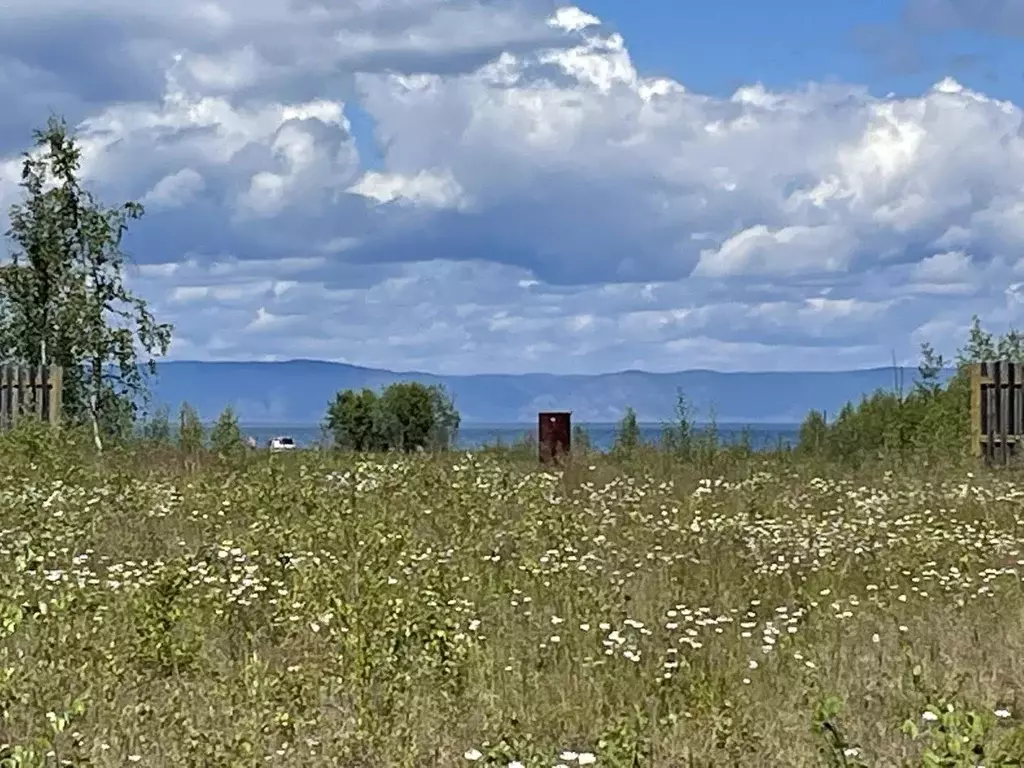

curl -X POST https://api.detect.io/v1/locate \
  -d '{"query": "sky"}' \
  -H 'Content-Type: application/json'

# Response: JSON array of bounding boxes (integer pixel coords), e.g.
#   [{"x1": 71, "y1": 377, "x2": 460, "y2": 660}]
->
[{"x1": 3, "y1": 0, "x2": 1024, "y2": 374}]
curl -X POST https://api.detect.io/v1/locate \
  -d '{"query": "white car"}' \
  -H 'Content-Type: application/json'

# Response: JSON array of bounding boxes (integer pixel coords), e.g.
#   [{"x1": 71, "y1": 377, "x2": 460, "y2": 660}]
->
[{"x1": 268, "y1": 435, "x2": 296, "y2": 452}]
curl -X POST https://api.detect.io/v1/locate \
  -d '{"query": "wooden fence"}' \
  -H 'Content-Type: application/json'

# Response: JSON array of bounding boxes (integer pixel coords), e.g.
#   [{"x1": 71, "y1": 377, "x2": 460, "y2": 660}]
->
[
  {"x1": 970, "y1": 361, "x2": 1024, "y2": 465},
  {"x1": 0, "y1": 364, "x2": 63, "y2": 430}
]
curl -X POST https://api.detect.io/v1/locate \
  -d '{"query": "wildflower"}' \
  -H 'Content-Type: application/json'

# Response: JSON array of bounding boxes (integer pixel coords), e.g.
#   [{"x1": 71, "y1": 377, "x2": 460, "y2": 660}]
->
[
  {"x1": 578, "y1": 754, "x2": 597, "y2": 765},
  {"x1": 922, "y1": 711, "x2": 938, "y2": 722},
  {"x1": 464, "y1": 748, "x2": 483, "y2": 761},
  {"x1": 996, "y1": 708, "x2": 1011, "y2": 718}
]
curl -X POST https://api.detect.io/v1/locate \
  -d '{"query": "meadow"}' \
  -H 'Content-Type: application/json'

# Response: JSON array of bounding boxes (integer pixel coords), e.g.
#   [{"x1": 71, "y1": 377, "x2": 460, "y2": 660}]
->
[{"x1": 2, "y1": 427, "x2": 1024, "y2": 767}]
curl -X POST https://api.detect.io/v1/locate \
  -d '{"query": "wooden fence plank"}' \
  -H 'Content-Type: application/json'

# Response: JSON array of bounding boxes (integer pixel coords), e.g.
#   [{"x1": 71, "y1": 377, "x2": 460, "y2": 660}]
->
[
  {"x1": 971, "y1": 361, "x2": 1024, "y2": 465},
  {"x1": 0, "y1": 364, "x2": 9, "y2": 430},
  {"x1": 49, "y1": 365, "x2": 62, "y2": 425},
  {"x1": 15, "y1": 365, "x2": 27, "y2": 424},
  {"x1": 0, "y1": 364, "x2": 64, "y2": 431},
  {"x1": 971, "y1": 363, "x2": 982, "y2": 458}
]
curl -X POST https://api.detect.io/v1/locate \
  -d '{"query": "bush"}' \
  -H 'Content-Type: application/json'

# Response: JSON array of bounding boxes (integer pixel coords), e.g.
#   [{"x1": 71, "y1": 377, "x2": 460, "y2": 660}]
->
[
  {"x1": 177, "y1": 402, "x2": 205, "y2": 455},
  {"x1": 612, "y1": 406, "x2": 642, "y2": 457},
  {"x1": 325, "y1": 381, "x2": 460, "y2": 453},
  {"x1": 794, "y1": 314, "x2": 1010, "y2": 467},
  {"x1": 210, "y1": 406, "x2": 245, "y2": 459},
  {"x1": 571, "y1": 424, "x2": 592, "y2": 454},
  {"x1": 140, "y1": 404, "x2": 173, "y2": 445}
]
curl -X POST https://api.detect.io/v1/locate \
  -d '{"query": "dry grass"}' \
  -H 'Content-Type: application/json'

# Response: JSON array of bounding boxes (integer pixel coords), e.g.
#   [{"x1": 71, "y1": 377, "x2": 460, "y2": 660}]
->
[{"x1": 2, "y1": 440, "x2": 1024, "y2": 766}]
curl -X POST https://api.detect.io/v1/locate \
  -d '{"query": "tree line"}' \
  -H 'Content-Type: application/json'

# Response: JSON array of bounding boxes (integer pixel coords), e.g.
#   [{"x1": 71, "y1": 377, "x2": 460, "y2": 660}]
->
[
  {"x1": 596, "y1": 316, "x2": 1021, "y2": 468},
  {"x1": 790, "y1": 317, "x2": 1023, "y2": 467}
]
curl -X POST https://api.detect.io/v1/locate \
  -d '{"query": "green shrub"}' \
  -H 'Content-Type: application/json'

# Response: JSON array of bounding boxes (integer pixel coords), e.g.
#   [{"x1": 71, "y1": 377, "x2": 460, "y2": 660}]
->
[
  {"x1": 324, "y1": 381, "x2": 460, "y2": 453},
  {"x1": 209, "y1": 406, "x2": 245, "y2": 459}
]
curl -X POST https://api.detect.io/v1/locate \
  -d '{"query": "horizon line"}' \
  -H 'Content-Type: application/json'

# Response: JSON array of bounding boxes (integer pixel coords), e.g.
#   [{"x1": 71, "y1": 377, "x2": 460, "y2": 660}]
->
[
  {"x1": 157, "y1": 358, "x2": 945, "y2": 378},
  {"x1": 223, "y1": 419, "x2": 805, "y2": 427}
]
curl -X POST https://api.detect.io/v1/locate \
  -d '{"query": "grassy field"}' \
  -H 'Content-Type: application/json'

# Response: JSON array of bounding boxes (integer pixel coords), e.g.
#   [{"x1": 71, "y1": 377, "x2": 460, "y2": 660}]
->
[{"x1": 2, "y1": 436, "x2": 1024, "y2": 766}]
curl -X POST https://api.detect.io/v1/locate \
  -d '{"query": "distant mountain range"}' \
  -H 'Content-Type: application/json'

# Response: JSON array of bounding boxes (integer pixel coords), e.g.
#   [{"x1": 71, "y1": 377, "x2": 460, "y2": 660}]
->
[{"x1": 145, "y1": 360, "x2": 949, "y2": 425}]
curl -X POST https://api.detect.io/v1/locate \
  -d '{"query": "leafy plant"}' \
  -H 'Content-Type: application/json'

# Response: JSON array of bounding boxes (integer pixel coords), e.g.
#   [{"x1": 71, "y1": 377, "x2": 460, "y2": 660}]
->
[
  {"x1": 612, "y1": 406, "x2": 643, "y2": 457},
  {"x1": 178, "y1": 401, "x2": 205, "y2": 455},
  {"x1": 210, "y1": 406, "x2": 245, "y2": 459},
  {"x1": 0, "y1": 116, "x2": 172, "y2": 451},
  {"x1": 324, "y1": 381, "x2": 460, "y2": 453}
]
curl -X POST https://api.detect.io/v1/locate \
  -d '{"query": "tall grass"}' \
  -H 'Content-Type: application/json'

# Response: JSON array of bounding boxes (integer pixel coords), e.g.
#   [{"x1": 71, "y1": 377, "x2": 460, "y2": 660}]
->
[{"x1": 1, "y1": 418, "x2": 1023, "y2": 766}]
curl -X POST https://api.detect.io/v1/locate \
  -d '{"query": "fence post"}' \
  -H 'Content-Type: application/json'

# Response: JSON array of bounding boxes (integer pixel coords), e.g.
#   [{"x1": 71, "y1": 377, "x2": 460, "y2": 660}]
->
[
  {"x1": 15, "y1": 366, "x2": 28, "y2": 428},
  {"x1": 0, "y1": 365, "x2": 8, "y2": 431},
  {"x1": 970, "y1": 363, "x2": 982, "y2": 459},
  {"x1": 48, "y1": 365, "x2": 62, "y2": 425}
]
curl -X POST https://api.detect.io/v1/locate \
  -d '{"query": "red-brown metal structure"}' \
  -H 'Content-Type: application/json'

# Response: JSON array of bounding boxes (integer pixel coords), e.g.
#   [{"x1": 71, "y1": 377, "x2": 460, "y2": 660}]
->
[{"x1": 538, "y1": 411, "x2": 571, "y2": 464}]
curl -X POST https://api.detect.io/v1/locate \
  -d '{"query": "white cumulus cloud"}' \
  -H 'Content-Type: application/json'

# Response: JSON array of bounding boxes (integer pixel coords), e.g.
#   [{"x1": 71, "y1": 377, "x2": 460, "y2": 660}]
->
[{"x1": 1, "y1": 2, "x2": 1023, "y2": 373}]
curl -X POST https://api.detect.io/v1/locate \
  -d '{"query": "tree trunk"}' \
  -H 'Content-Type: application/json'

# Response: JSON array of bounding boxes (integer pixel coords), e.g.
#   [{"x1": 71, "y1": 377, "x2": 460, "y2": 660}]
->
[
  {"x1": 89, "y1": 357, "x2": 104, "y2": 454},
  {"x1": 89, "y1": 391, "x2": 103, "y2": 453}
]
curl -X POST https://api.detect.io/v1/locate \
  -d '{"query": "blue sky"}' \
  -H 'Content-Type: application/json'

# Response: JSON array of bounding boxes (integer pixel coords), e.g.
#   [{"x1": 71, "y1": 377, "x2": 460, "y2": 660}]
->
[
  {"x1": 2, "y1": 0, "x2": 1024, "y2": 374},
  {"x1": 590, "y1": 0, "x2": 1022, "y2": 98}
]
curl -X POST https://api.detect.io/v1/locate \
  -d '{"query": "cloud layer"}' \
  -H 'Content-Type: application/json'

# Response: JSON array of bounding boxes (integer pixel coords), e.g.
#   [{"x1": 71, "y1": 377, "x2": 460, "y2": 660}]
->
[{"x1": 3, "y1": 1, "x2": 1024, "y2": 373}]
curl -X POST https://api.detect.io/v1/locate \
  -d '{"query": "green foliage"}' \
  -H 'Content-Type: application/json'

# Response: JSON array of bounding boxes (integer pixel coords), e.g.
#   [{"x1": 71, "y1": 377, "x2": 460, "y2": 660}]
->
[
  {"x1": 425, "y1": 383, "x2": 461, "y2": 449},
  {"x1": 653, "y1": 392, "x2": 732, "y2": 470},
  {"x1": 797, "y1": 410, "x2": 829, "y2": 456},
  {"x1": 209, "y1": 406, "x2": 245, "y2": 458},
  {"x1": 901, "y1": 701, "x2": 1024, "y2": 767},
  {"x1": 376, "y1": 382, "x2": 433, "y2": 451},
  {"x1": 177, "y1": 402, "x2": 205, "y2": 454},
  {"x1": 997, "y1": 329, "x2": 1024, "y2": 363},
  {"x1": 140, "y1": 404, "x2": 173, "y2": 444},
  {"x1": 478, "y1": 429, "x2": 538, "y2": 461},
  {"x1": 0, "y1": 116, "x2": 172, "y2": 448},
  {"x1": 916, "y1": 342, "x2": 946, "y2": 396},
  {"x1": 612, "y1": 406, "x2": 642, "y2": 457},
  {"x1": 571, "y1": 423, "x2": 592, "y2": 454},
  {"x1": 659, "y1": 390, "x2": 696, "y2": 460},
  {"x1": 794, "y1": 316, "x2": 1012, "y2": 466},
  {"x1": 326, "y1": 388, "x2": 379, "y2": 451},
  {"x1": 958, "y1": 315, "x2": 998, "y2": 365},
  {"x1": 93, "y1": 384, "x2": 137, "y2": 445},
  {"x1": 811, "y1": 694, "x2": 870, "y2": 767},
  {"x1": 0, "y1": 417, "x2": 89, "y2": 476},
  {"x1": 325, "y1": 381, "x2": 460, "y2": 453}
]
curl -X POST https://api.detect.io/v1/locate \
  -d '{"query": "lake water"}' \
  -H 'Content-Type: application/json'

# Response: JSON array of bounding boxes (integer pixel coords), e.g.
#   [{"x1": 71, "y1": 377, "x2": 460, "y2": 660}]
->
[{"x1": 237, "y1": 422, "x2": 801, "y2": 452}]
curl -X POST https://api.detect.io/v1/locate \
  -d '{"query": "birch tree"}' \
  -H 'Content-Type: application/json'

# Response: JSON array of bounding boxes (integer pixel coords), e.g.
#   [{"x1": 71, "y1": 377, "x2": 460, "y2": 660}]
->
[{"x1": 0, "y1": 116, "x2": 172, "y2": 450}]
